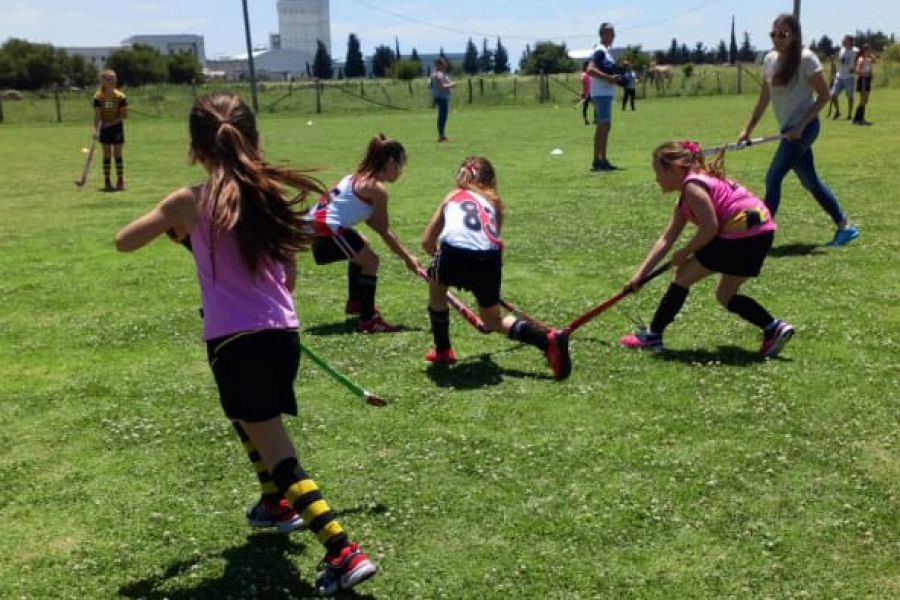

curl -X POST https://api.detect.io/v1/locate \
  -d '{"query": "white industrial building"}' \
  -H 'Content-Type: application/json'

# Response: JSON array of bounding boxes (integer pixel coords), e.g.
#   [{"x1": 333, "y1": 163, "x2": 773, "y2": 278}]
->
[{"x1": 66, "y1": 34, "x2": 206, "y2": 70}]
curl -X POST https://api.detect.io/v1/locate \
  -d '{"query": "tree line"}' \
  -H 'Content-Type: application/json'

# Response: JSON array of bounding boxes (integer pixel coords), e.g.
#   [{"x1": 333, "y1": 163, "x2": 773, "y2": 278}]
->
[{"x1": 0, "y1": 38, "x2": 202, "y2": 90}]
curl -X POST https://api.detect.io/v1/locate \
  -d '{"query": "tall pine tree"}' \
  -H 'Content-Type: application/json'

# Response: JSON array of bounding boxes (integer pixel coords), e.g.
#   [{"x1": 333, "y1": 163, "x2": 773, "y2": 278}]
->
[
  {"x1": 345, "y1": 33, "x2": 365, "y2": 78},
  {"x1": 463, "y1": 38, "x2": 479, "y2": 75},
  {"x1": 313, "y1": 39, "x2": 333, "y2": 79},
  {"x1": 729, "y1": 16, "x2": 738, "y2": 64},
  {"x1": 494, "y1": 37, "x2": 509, "y2": 74}
]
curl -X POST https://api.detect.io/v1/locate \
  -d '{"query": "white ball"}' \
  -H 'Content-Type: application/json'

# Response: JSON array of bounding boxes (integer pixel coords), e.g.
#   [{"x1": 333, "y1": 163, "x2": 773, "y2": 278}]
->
[
  {"x1": 307, "y1": 120, "x2": 313, "y2": 126},
  {"x1": 550, "y1": 148, "x2": 564, "y2": 156}
]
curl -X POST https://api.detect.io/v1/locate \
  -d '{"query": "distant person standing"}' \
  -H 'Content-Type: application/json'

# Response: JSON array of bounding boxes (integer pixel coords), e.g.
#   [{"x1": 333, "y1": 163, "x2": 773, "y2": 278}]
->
[
  {"x1": 587, "y1": 22, "x2": 620, "y2": 171},
  {"x1": 431, "y1": 57, "x2": 456, "y2": 143},
  {"x1": 740, "y1": 13, "x2": 859, "y2": 247},
  {"x1": 852, "y1": 45, "x2": 875, "y2": 126},
  {"x1": 621, "y1": 61, "x2": 637, "y2": 111},
  {"x1": 829, "y1": 35, "x2": 859, "y2": 120},
  {"x1": 94, "y1": 69, "x2": 127, "y2": 191}
]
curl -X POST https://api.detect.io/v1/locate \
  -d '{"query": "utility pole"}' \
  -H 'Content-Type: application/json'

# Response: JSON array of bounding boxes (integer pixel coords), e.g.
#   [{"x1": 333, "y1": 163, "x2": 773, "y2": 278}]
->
[
  {"x1": 793, "y1": 0, "x2": 801, "y2": 19},
  {"x1": 242, "y1": 0, "x2": 259, "y2": 113}
]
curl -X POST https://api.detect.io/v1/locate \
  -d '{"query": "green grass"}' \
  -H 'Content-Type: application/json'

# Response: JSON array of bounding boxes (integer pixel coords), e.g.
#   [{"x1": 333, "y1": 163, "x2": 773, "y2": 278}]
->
[{"x1": 1, "y1": 91, "x2": 898, "y2": 599}]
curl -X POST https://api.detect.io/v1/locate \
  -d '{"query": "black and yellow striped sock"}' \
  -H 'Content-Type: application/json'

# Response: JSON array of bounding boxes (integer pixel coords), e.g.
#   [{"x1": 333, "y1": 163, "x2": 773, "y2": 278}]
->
[
  {"x1": 114, "y1": 156, "x2": 124, "y2": 181},
  {"x1": 231, "y1": 422, "x2": 279, "y2": 502},
  {"x1": 273, "y1": 457, "x2": 349, "y2": 556},
  {"x1": 103, "y1": 157, "x2": 112, "y2": 183}
]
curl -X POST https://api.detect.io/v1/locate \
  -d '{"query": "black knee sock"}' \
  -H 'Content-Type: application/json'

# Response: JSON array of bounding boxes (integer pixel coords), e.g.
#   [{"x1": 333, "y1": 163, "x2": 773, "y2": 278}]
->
[
  {"x1": 507, "y1": 317, "x2": 548, "y2": 351},
  {"x1": 232, "y1": 422, "x2": 279, "y2": 502},
  {"x1": 273, "y1": 458, "x2": 349, "y2": 557},
  {"x1": 428, "y1": 307, "x2": 452, "y2": 351},
  {"x1": 347, "y1": 263, "x2": 363, "y2": 304},
  {"x1": 726, "y1": 294, "x2": 774, "y2": 330},
  {"x1": 114, "y1": 156, "x2": 124, "y2": 180},
  {"x1": 103, "y1": 157, "x2": 111, "y2": 182},
  {"x1": 358, "y1": 275, "x2": 377, "y2": 320},
  {"x1": 650, "y1": 283, "x2": 689, "y2": 334},
  {"x1": 853, "y1": 106, "x2": 863, "y2": 122}
]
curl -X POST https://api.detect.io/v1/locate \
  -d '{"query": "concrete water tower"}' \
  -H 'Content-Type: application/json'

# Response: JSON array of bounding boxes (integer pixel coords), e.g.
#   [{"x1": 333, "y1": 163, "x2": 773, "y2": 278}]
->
[{"x1": 277, "y1": 0, "x2": 331, "y2": 55}]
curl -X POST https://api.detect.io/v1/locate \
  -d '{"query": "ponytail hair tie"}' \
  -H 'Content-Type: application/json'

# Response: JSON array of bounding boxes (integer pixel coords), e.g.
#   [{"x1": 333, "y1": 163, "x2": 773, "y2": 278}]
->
[{"x1": 681, "y1": 140, "x2": 701, "y2": 155}]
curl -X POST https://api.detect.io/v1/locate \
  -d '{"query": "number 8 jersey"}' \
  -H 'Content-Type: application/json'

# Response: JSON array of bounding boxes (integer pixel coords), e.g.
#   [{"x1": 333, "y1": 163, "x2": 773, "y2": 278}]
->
[{"x1": 438, "y1": 189, "x2": 503, "y2": 252}]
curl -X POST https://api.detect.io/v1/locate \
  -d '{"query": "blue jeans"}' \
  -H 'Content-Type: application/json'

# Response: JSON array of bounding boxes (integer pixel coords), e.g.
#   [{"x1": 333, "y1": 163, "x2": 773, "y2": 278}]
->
[
  {"x1": 765, "y1": 119, "x2": 845, "y2": 225},
  {"x1": 435, "y1": 97, "x2": 449, "y2": 138}
]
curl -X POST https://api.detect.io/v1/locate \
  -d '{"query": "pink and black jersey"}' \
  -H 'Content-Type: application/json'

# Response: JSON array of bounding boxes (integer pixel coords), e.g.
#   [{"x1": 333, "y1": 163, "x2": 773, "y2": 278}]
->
[
  {"x1": 438, "y1": 188, "x2": 502, "y2": 252},
  {"x1": 678, "y1": 172, "x2": 776, "y2": 240},
  {"x1": 308, "y1": 175, "x2": 373, "y2": 236}
]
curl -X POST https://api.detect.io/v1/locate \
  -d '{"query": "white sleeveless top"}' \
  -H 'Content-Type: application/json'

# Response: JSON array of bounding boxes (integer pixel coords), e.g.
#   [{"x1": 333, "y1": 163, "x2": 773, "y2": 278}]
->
[
  {"x1": 438, "y1": 189, "x2": 502, "y2": 251},
  {"x1": 309, "y1": 175, "x2": 373, "y2": 235}
]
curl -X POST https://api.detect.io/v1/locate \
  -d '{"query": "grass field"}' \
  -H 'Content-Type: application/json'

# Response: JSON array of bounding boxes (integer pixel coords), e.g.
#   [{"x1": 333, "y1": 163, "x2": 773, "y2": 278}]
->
[{"x1": 0, "y1": 91, "x2": 898, "y2": 599}]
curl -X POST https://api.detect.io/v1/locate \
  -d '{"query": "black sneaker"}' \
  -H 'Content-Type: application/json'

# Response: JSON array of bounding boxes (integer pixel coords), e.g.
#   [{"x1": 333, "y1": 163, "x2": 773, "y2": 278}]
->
[{"x1": 598, "y1": 159, "x2": 619, "y2": 171}]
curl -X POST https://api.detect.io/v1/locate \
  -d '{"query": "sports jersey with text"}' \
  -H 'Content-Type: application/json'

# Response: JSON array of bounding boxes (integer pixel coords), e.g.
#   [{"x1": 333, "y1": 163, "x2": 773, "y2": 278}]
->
[
  {"x1": 309, "y1": 175, "x2": 374, "y2": 236},
  {"x1": 93, "y1": 89, "x2": 127, "y2": 123},
  {"x1": 438, "y1": 188, "x2": 502, "y2": 251}
]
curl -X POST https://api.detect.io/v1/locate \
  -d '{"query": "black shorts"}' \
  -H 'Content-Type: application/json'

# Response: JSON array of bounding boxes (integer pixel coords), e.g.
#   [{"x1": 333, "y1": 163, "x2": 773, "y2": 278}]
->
[
  {"x1": 99, "y1": 122, "x2": 124, "y2": 145},
  {"x1": 694, "y1": 231, "x2": 774, "y2": 277},
  {"x1": 312, "y1": 228, "x2": 366, "y2": 264},
  {"x1": 206, "y1": 329, "x2": 300, "y2": 422},
  {"x1": 856, "y1": 76, "x2": 872, "y2": 93},
  {"x1": 429, "y1": 242, "x2": 502, "y2": 307}
]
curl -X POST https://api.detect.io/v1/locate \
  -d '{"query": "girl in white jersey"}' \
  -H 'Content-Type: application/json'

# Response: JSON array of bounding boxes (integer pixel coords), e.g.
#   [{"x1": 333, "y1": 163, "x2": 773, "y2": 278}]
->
[
  {"x1": 421, "y1": 157, "x2": 572, "y2": 380},
  {"x1": 309, "y1": 135, "x2": 421, "y2": 333},
  {"x1": 853, "y1": 45, "x2": 875, "y2": 126}
]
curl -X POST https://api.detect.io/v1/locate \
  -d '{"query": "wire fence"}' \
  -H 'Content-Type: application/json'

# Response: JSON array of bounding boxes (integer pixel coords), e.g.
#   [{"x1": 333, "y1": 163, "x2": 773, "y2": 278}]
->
[{"x1": 2, "y1": 61, "x2": 899, "y2": 125}]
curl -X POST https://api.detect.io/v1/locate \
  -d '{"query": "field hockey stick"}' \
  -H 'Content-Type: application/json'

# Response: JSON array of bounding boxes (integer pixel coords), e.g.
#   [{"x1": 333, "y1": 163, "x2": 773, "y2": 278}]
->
[
  {"x1": 564, "y1": 260, "x2": 672, "y2": 335},
  {"x1": 299, "y1": 340, "x2": 387, "y2": 407},
  {"x1": 499, "y1": 298, "x2": 551, "y2": 330},
  {"x1": 75, "y1": 120, "x2": 101, "y2": 188},
  {"x1": 414, "y1": 266, "x2": 488, "y2": 334},
  {"x1": 701, "y1": 134, "x2": 782, "y2": 157}
]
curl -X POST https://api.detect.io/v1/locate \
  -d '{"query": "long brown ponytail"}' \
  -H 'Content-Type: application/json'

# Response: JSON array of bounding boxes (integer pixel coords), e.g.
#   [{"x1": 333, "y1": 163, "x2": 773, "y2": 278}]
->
[
  {"x1": 189, "y1": 93, "x2": 323, "y2": 275},
  {"x1": 455, "y1": 156, "x2": 505, "y2": 224}
]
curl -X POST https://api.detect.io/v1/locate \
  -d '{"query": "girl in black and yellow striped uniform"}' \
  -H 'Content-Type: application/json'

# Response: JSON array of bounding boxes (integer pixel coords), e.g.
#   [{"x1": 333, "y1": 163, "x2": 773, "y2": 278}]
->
[{"x1": 94, "y1": 69, "x2": 127, "y2": 191}]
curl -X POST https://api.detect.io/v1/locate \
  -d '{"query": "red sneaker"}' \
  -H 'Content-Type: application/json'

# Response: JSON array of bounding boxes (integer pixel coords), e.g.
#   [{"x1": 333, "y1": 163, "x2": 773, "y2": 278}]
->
[
  {"x1": 316, "y1": 542, "x2": 377, "y2": 595},
  {"x1": 245, "y1": 497, "x2": 304, "y2": 534},
  {"x1": 356, "y1": 313, "x2": 401, "y2": 333},
  {"x1": 116, "y1": 178, "x2": 125, "y2": 191},
  {"x1": 424, "y1": 348, "x2": 457, "y2": 364},
  {"x1": 544, "y1": 329, "x2": 572, "y2": 381}
]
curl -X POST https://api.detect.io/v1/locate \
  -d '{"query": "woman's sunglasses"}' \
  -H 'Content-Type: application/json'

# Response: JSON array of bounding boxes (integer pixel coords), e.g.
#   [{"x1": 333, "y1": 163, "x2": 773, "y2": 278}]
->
[{"x1": 769, "y1": 30, "x2": 791, "y2": 40}]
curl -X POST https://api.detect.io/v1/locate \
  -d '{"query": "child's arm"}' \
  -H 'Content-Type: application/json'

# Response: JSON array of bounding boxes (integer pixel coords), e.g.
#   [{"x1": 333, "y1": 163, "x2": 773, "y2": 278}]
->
[
  {"x1": 421, "y1": 201, "x2": 447, "y2": 256},
  {"x1": 360, "y1": 182, "x2": 420, "y2": 271},
  {"x1": 673, "y1": 183, "x2": 718, "y2": 264},
  {"x1": 116, "y1": 187, "x2": 196, "y2": 252},
  {"x1": 627, "y1": 206, "x2": 686, "y2": 289}
]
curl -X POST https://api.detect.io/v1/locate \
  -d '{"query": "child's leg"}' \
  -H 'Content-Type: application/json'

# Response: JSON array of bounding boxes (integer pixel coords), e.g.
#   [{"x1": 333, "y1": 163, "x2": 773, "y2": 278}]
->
[
  {"x1": 102, "y1": 144, "x2": 113, "y2": 187},
  {"x1": 428, "y1": 282, "x2": 452, "y2": 351},
  {"x1": 650, "y1": 259, "x2": 713, "y2": 335},
  {"x1": 113, "y1": 143, "x2": 124, "y2": 187},
  {"x1": 716, "y1": 275, "x2": 775, "y2": 329},
  {"x1": 349, "y1": 247, "x2": 380, "y2": 321},
  {"x1": 232, "y1": 421, "x2": 280, "y2": 502},
  {"x1": 240, "y1": 417, "x2": 350, "y2": 556},
  {"x1": 347, "y1": 262, "x2": 363, "y2": 311}
]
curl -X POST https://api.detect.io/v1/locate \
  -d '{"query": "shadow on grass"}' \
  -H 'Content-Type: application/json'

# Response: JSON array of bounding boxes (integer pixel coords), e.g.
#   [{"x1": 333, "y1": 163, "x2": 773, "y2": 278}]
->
[
  {"x1": 118, "y1": 504, "x2": 387, "y2": 599},
  {"x1": 653, "y1": 344, "x2": 792, "y2": 366},
  {"x1": 425, "y1": 352, "x2": 553, "y2": 389},
  {"x1": 304, "y1": 321, "x2": 423, "y2": 336},
  {"x1": 767, "y1": 242, "x2": 825, "y2": 258}
]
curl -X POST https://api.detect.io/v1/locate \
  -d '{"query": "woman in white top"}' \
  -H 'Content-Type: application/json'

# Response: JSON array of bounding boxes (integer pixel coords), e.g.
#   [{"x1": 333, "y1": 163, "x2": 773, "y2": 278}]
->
[
  {"x1": 853, "y1": 45, "x2": 875, "y2": 125},
  {"x1": 740, "y1": 13, "x2": 858, "y2": 247}
]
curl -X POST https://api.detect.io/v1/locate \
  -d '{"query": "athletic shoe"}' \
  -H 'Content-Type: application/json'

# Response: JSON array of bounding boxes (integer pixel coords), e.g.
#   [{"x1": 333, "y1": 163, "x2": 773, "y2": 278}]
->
[
  {"x1": 758, "y1": 320, "x2": 795, "y2": 359},
  {"x1": 315, "y1": 542, "x2": 377, "y2": 596},
  {"x1": 424, "y1": 348, "x2": 457, "y2": 364},
  {"x1": 116, "y1": 178, "x2": 125, "y2": 191},
  {"x1": 832, "y1": 111, "x2": 841, "y2": 120},
  {"x1": 545, "y1": 329, "x2": 572, "y2": 381},
  {"x1": 246, "y1": 498, "x2": 304, "y2": 534},
  {"x1": 104, "y1": 179, "x2": 114, "y2": 192},
  {"x1": 356, "y1": 313, "x2": 401, "y2": 333},
  {"x1": 826, "y1": 225, "x2": 859, "y2": 247},
  {"x1": 619, "y1": 328, "x2": 663, "y2": 352},
  {"x1": 597, "y1": 159, "x2": 619, "y2": 171}
]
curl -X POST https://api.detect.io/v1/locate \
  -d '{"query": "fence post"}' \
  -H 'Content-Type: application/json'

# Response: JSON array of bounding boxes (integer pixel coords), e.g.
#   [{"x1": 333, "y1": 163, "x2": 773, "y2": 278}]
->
[
  {"x1": 408, "y1": 79, "x2": 413, "y2": 95},
  {"x1": 360, "y1": 80, "x2": 365, "y2": 97},
  {"x1": 54, "y1": 88, "x2": 62, "y2": 123},
  {"x1": 0, "y1": 94, "x2": 4, "y2": 123},
  {"x1": 513, "y1": 78, "x2": 517, "y2": 99},
  {"x1": 479, "y1": 77, "x2": 484, "y2": 95},
  {"x1": 737, "y1": 63, "x2": 742, "y2": 95},
  {"x1": 468, "y1": 78, "x2": 473, "y2": 103},
  {"x1": 315, "y1": 78, "x2": 322, "y2": 113}
]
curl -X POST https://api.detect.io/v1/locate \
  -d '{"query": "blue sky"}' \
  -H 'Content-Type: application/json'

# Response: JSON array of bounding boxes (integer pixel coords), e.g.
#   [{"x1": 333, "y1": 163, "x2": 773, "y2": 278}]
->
[{"x1": 3, "y1": 0, "x2": 898, "y2": 61}]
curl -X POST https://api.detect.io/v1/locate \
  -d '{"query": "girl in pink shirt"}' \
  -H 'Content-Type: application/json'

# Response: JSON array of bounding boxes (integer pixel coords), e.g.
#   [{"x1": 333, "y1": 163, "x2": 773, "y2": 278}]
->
[
  {"x1": 580, "y1": 60, "x2": 593, "y2": 125},
  {"x1": 619, "y1": 140, "x2": 794, "y2": 358},
  {"x1": 115, "y1": 93, "x2": 376, "y2": 595}
]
